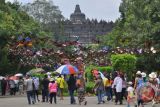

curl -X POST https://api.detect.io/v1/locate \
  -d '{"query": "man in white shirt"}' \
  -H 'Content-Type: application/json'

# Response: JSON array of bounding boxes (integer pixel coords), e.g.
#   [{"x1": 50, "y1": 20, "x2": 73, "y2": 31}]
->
[{"x1": 113, "y1": 73, "x2": 123, "y2": 105}]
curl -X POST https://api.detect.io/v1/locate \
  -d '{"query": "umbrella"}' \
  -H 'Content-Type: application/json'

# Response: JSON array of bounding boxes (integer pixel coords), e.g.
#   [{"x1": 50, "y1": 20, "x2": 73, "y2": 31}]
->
[
  {"x1": 99, "y1": 71, "x2": 105, "y2": 79},
  {"x1": 15, "y1": 73, "x2": 23, "y2": 77},
  {"x1": 55, "y1": 65, "x2": 78, "y2": 74},
  {"x1": 29, "y1": 68, "x2": 45, "y2": 74},
  {"x1": 0, "y1": 76, "x2": 5, "y2": 80},
  {"x1": 99, "y1": 71, "x2": 108, "y2": 86},
  {"x1": 9, "y1": 76, "x2": 18, "y2": 80}
]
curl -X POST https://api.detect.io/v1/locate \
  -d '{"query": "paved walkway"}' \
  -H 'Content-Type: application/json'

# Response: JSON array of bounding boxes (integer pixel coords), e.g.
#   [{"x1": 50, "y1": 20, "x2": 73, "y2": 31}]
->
[{"x1": 0, "y1": 96, "x2": 159, "y2": 107}]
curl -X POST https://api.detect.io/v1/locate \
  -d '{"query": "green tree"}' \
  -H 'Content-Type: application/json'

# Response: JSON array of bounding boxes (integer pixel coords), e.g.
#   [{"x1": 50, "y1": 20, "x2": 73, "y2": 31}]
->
[
  {"x1": 101, "y1": 0, "x2": 160, "y2": 72},
  {"x1": 23, "y1": 0, "x2": 64, "y2": 38},
  {"x1": 0, "y1": 1, "x2": 48, "y2": 75}
]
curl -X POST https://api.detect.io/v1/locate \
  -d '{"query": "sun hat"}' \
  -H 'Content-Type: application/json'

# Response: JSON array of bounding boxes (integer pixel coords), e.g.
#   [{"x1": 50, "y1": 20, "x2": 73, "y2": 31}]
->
[
  {"x1": 128, "y1": 81, "x2": 133, "y2": 85},
  {"x1": 141, "y1": 72, "x2": 146, "y2": 78},
  {"x1": 136, "y1": 71, "x2": 141, "y2": 75},
  {"x1": 149, "y1": 72, "x2": 157, "y2": 79}
]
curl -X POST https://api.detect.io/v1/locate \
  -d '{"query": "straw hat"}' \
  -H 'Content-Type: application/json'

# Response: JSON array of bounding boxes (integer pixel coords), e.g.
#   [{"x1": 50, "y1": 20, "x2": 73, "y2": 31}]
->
[
  {"x1": 149, "y1": 72, "x2": 157, "y2": 79},
  {"x1": 141, "y1": 72, "x2": 146, "y2": 78},
  {"x1": 136, "y1": 71, "x2": 141, "y2": 75}
]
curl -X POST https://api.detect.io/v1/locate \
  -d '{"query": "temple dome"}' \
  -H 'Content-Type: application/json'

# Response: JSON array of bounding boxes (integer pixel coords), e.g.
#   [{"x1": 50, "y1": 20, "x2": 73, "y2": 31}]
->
[{"x1": 70, "y1": 5, "x2": 86, "y2": 23}]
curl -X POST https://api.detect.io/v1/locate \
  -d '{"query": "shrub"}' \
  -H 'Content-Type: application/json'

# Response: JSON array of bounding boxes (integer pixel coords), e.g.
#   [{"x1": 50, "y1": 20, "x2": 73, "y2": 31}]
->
[
  {"x1": 85, "y1": 65, "x2": 113, "y2": 81},
  {"x1": 85, "y1": 81, "x2": 95, "y2": 94},
  {"x1": 111, "y1": 54, "x2": 137, "y2": 80},
  {"x1": 97, "y1": 66, "x2": 113, "y2": 73}
]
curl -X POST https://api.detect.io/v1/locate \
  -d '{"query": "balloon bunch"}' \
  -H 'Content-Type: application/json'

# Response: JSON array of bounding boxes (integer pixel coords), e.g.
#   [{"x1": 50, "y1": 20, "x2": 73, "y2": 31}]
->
[{"x1": 17, "y1": 36, "x2": 33, "y2": 48}]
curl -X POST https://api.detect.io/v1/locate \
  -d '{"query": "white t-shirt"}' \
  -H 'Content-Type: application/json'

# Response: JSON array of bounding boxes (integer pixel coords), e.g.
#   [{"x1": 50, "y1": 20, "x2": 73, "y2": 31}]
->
[
  {"x1": 127, "y1": 86, "x2": 134, "y2": 92},
  {"x1": 127, "y1": 86, "x2": 134, "y2": 97},
  {"x1": 113, "y1": 76, "x2": 122, "y2": 92}
]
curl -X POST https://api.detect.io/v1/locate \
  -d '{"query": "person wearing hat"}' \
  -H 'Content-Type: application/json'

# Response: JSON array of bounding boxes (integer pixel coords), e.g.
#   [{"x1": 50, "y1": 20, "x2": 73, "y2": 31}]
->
[
  {"x1": 134, "y1": 71, "x2": 143, "y2": 90},
  {"x1": 141, "y1": 72, "x2": 147, "y2": 83},
  {"x1": 127, "y1": 82, "x2": 136, "y2": 107},
  {"x1": 134, "y1": 71, "x2": 144, "y2": 107},
  {"x1": 149, "y1": 72, "x2": 158, "y2": 87},
  {"x1": 148, "y1": 72, "x2": 159, "y2": 106},
  {"x1": 48, "y1": 78, "x2": 57, "y2": 104}
]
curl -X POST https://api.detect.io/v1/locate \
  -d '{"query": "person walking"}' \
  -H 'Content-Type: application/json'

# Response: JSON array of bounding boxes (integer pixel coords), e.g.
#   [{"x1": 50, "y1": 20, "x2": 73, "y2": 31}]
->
[
  {"x1": 113, "y1": 73, "x2": 123, "y2": 105},
  {"x1": 9, "y1": 79, "x2": 16, "y2": 96},
  {"x1": 48, "y1": 78, "x2": 57, "y2": 104},
  {"x1": 57, "y1": 75, "x2": 65, "y2": 100},
  {"x1": 127, "y1": 82, "x2": 136, "y2": 107},
  {"x1": 93, "y1": 75, "x2": 105, "y2": 104},
  {"x1": 67, "y1": 74, "x2": 76, "y2": 104},
  {"x1": 41, "y1": 75, "x2": 50, "y2": 102},
  {"x1": 1, "y1": 78, "x2": 7, "y2": 96},
  {"x1": 76, "y1": 75, "x2": 87, "y2": 105},
  {"x1": 25, "y1": 74, "x2": 35, "y2": 105},
  {"x1": 134, "y1": 71, "x2": 144, "y2": 107},
  {"x1": 105, "y1": 75, "x2": 112, "y2": 101},
  {"x1": 33, "y1": 77, "x2": 40, "y2": 102},
  {"x1": 18, "y1": 77, "x2": 24, "y2": 95},
  {"x1": 121, "y1": 75, "x2": 127, "y2": 100}
]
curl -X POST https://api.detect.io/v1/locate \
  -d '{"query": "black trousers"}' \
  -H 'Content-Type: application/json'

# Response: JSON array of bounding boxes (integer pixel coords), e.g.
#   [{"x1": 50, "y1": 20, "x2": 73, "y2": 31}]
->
[
  {"x1": 1, "y1": 87, "x2": 6, "y2": 96},
  {"x1": 10, "y1": 88, "x2": 16, "y2": 95},
  {"x1": 121, "y1": 88, "x2": 127, "y2": 100},
  {"x1": 115, "y1": 92, "x2": 122, "y2": 104},
  {"x1": 42, "y1": 89, "x2": 49, "y2": 102},
  {"x1": 49, "y1": 92, "x2": 57, "y2": 104},
  {"x1": 33, "y1": 90, "x2": 39, "y2": 102}
]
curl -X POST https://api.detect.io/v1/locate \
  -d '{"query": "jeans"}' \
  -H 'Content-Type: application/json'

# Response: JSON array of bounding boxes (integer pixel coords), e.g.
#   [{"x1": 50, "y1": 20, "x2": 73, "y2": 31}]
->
[
  {"x1": 26, "y1": 91, "x2": 34, "y2": 104},
  {"x1": 42, "y1": 89, "x2": 49, "y2": 102},
  {"x1": 69, "y1": 89, "x2": 76, "y2": 104},
  {"x1": 97, "y1": 89, "x2": 103, "y2": 103},
  {"x1": 49, "y1": 92, "x2": 57, "y2": 104},
  {"x1": 105, "y1": 87, "x2": 112, "y2": 101}
]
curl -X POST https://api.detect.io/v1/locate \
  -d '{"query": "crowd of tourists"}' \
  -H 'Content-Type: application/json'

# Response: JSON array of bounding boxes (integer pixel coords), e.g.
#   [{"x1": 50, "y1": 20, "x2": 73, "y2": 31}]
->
[{"x1": 0, "y1": 70, "x2": 160, "y2": 107}]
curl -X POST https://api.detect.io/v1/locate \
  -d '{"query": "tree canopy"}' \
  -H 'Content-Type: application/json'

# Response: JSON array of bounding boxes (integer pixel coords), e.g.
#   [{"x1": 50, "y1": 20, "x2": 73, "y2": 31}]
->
[
  {"x1": 0, "y1": 1, "x2": 48, "y2": 75},
  {"x1": 101, "y1": 0, "x2": 160, "y2": 72}
]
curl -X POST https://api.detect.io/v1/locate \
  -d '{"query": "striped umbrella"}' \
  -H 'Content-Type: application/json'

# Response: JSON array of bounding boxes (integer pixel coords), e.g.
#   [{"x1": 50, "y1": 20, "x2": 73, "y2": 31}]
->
[{"x1": 55, "y1": 65, "x2": 78, "y2": 74}]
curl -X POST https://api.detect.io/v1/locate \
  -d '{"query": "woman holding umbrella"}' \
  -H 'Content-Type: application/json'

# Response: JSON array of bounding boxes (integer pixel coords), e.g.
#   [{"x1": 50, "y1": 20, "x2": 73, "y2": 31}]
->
[
  {"x1": 55, "y1": 64, "x2": 79, "y2": 104},
  {"x1": 67, "y1": 74, "x2": 76, "y2": 104}
]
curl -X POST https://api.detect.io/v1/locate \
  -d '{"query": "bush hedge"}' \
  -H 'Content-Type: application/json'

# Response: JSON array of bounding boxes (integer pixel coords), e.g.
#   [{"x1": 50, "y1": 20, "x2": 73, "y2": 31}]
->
[
  {"x1": 111, "y1": 54, "x2": 137, "y2": 80},
  {"x1": 85, "y1": 81, "x2": 95, "y2": 94},
  {"x1": 85, "y1": 65, "x2": 113, "y2": 81}
]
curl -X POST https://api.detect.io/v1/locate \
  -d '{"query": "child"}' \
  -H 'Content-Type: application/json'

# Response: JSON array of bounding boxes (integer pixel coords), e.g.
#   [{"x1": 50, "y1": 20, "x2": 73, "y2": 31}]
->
[
  {"x1": 127, "y1": 82, "x2": 136, "y2": 107},
  {"x1": 48, "y1": 78, "x2": 57, "y2": 104}
]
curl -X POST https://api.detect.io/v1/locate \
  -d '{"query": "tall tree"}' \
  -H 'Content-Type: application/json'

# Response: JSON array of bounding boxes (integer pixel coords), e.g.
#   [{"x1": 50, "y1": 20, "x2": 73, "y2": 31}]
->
[
  {"x1": 23, "y1": 0, "x2": 64, "y2": 35},
  {"x1": 0, "y1": 1, "x2": 48, "y2": 75},
  {"x1": 101, "y1": 0, "x2": 160, "y2": 72}
]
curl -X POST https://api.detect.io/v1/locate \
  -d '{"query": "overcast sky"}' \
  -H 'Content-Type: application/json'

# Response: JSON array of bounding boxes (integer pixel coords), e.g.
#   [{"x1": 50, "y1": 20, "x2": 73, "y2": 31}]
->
[{"x1": 6, "y1": 0, "x2": 122, "y2": 22}]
